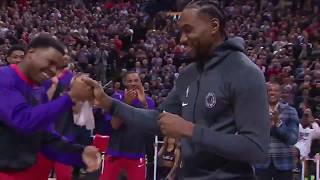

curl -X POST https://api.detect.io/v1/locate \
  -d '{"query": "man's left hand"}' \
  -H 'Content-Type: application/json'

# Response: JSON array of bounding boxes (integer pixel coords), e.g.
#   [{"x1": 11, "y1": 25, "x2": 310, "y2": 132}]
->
[
  {"x1": 136, "y1": 87, "x2": 147, "y2": 107},
  {"x1": 271, "y1": 110, "x2": 280, "y2": 127},
  {"x1": 82, "y1": 146, "x2": 101, "y2": 173},
  {"x1": 158, "y1": 112, "x2": 194, "y2": 138}
]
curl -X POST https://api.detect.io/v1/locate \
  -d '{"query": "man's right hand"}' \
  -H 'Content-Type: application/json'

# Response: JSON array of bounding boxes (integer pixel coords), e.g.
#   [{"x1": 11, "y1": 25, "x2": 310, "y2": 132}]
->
[
  {"x1": 124, "y1": 89, "x2": 137, "y2": 105},
  {"x1": 51, "y1": 76, "x2": 59, "y2": 85},
  {"x1": 68, "y1": 75, "x2": 93, "y2": 102},
  {"x1": 81, "y1": 77, "x2": 112, "y2": 110}
]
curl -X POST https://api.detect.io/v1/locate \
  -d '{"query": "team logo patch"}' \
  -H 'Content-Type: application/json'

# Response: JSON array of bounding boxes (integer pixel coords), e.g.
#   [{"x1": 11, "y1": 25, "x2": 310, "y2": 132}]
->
[{"x1": 205, "y1": 92, "x2": 216, "y2": 108}]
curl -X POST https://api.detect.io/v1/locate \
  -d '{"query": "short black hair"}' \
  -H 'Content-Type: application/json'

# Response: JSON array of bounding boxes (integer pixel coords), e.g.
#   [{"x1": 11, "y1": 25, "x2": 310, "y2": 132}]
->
[
  {"x1": 122, "y1": 70, "x2": 140, "y2": 85},
  {"x1": 267, "y1": 81, "x2": 282, "y2": 90},
  {"x1": 185, "y1": 0, "x2": 227, "y2": 37},
  {"x1": 28, "y1": 34, "x2": 65, "y2": 55},
  {"x1": 7, "y1": 45, "x2": 25, "y2": 57},
  {"x1": 123, "y1": 70, "x2": 139, "y2": 81}
]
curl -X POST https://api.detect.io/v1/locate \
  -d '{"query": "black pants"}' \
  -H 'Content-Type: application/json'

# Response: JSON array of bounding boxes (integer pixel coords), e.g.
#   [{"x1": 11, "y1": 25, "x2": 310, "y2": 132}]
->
[
  {"x1": 256, "y1": 164, "x2": 293, "y2": 180},
  {"x1": 158, "y1": 167, "x2": 171, "y2": 180}
]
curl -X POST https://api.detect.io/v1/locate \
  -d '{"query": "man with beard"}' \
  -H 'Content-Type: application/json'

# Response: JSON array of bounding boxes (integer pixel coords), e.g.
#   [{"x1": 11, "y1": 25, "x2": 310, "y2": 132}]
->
[
  {"x1": 100, "y1": 71, "x2": 155, "y2": 180},
  {"x1": 84, "y1": 0, "x2": 270, "y2": 179}
]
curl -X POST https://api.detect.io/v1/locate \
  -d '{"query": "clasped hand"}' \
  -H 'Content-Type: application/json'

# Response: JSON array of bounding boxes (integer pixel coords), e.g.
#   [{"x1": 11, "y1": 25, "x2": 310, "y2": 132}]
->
[
  {"x1": 82, "y1": 146, "x2": 101, "y2": 172},
  {"x1": 78, "y1": 77, "x2": 195, "y2": 138},
  {"x1": 77, "y1": 77, "x2": 109, "y2": 107},
  {"x1": 68, "y1": 75, "x2": 109, "y2": 105}
]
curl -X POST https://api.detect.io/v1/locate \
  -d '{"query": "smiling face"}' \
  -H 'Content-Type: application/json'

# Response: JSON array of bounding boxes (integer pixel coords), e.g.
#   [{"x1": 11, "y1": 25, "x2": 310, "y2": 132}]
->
[
  {"x1": 267, "y1": 83, "x2": 281, "y2": 105},
  {"x1": 124, "y1": 72, "x2": 143, "y2": 91},
  {"x1": 178, "y1": 7, "x2": 220, "y2": 61},
  {"x1": 7, "y1": 50, "x2": 25, "y2": 64},
  {"x1": 24, "y1": 47, "x2": 64, "y2": 85},
  {"x1": 61, "y1": 47, "x2": 71, "y2": 69}
]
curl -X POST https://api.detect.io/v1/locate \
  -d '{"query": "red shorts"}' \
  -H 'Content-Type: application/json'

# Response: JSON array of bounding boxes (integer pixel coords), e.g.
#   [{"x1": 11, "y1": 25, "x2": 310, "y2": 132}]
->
[
  {"x1": 0, "y1": 154, "x2": 72, "y2": 180},
  {"x1": 100, "y1": 156, "x2": 146, "y2": 180}
]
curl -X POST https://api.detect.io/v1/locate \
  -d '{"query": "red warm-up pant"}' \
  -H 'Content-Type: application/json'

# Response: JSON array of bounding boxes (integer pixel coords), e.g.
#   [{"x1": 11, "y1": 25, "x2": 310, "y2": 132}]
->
[
  {"x1": 0, "y1": 154, "x2": 72, "y2": 180},
  {"x1": 100, "y1": 156, "x2": 146, "y2": 180},
  {"x1": 35, "y1": 155, "x2": 73, "y2": 180}
]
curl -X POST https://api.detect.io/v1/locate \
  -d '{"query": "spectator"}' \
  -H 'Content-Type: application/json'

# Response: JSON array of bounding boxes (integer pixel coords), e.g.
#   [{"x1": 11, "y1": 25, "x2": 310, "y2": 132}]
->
[
  {"x1": 6, "y1": 44, "x2": 25, "y2": 65},
  {"x1": 100, "y1": 71, "x2": 156, "y2": 180},
  {"x1": 0, "y1": 0, "x2": 319, "y2": 178},
  {"x1": 157, "y1": 137, "x2": 181, "y2": 180},
  {"x1": 294, "y1": 108, "x2": 320, "y2": 178},
  {"x1": 255, "y1": 82, "x2": 299, "y2": 180},
  {"x1": 94, "y1": 43, "x2": 109, "y2": 84}
]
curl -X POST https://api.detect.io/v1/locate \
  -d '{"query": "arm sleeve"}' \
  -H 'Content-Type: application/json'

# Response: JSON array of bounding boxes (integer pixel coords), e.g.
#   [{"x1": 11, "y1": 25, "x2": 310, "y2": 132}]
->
[
  {"x1": 0, "y1": 84, "x2": 74, "y2": 134},
  {"x1": 271, "y1": 108, "x2": 299, "y2": 145},
  {"x1": 158, "y1": 86, "x2": 182, "y2": 115},
  {"x1": 147, "y1": 98, "x2": 156, "y2": 110},
  {"x1": 41, "y1": 129, "x2": 85, "y2": 167},
  {"x1": 312, "y1": 123, "x2": 320, "y2": 140},
  {"x1": 111, "y1": 100, "x2": 159, "y2": 133},
  {"x1": 110, "y1": 86, "x2": 182, "y2": 134},
  {"x1": 191, "y1": 66, "x2": 270, "y2": 163}
]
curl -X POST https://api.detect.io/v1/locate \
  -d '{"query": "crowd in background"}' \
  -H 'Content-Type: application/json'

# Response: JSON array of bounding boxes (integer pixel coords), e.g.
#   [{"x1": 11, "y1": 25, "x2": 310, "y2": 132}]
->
[
  {"x1": 0, "y1": 0, "x2": 320, "y2": 179},
  {"x1": 0, "y1": 0, "x2": 319, "y2": 108}
]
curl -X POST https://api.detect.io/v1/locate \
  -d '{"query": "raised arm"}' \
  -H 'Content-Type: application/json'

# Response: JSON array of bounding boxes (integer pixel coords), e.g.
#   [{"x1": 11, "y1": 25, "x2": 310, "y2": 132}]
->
[
  {"x1": 0, "y1": 76, "x2": 94, "y2": 134},
  {"x1": 83, "y1": 78, "x2": 182, "y2": 134}
]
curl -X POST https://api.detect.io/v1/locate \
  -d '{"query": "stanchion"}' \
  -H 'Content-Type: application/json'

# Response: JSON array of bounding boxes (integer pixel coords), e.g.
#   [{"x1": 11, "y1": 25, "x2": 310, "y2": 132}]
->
[
  {"x1": 153, "y1": 136, "x2": 164, "y2": 180},
  {"x1": 92, "y1": 134, "x2": 110, "y2": 174},
  {"x1": 154, "y1": 136, "x2": 158, "y2": 180},
  {"x1": 301, "y1": 154, "x2": 320, "y2": 180},
  {"x1": 316, "y1": 153, "x2": 320, "y2": 180},
  {"x1": 302, "y1": 158, "x2": 305, "y2": 180}
]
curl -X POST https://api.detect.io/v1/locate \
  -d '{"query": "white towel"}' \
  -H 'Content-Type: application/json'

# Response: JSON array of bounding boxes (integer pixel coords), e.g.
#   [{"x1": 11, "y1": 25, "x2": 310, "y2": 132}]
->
[{"x1": 73, "y1": 101, "x2": 95, "y2": 130}]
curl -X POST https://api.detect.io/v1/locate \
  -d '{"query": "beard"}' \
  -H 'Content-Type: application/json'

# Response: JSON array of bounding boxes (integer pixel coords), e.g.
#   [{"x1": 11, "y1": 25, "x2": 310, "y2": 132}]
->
[{"x1": 183, "y1": 46, "x2": 210, "y2": 64}]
